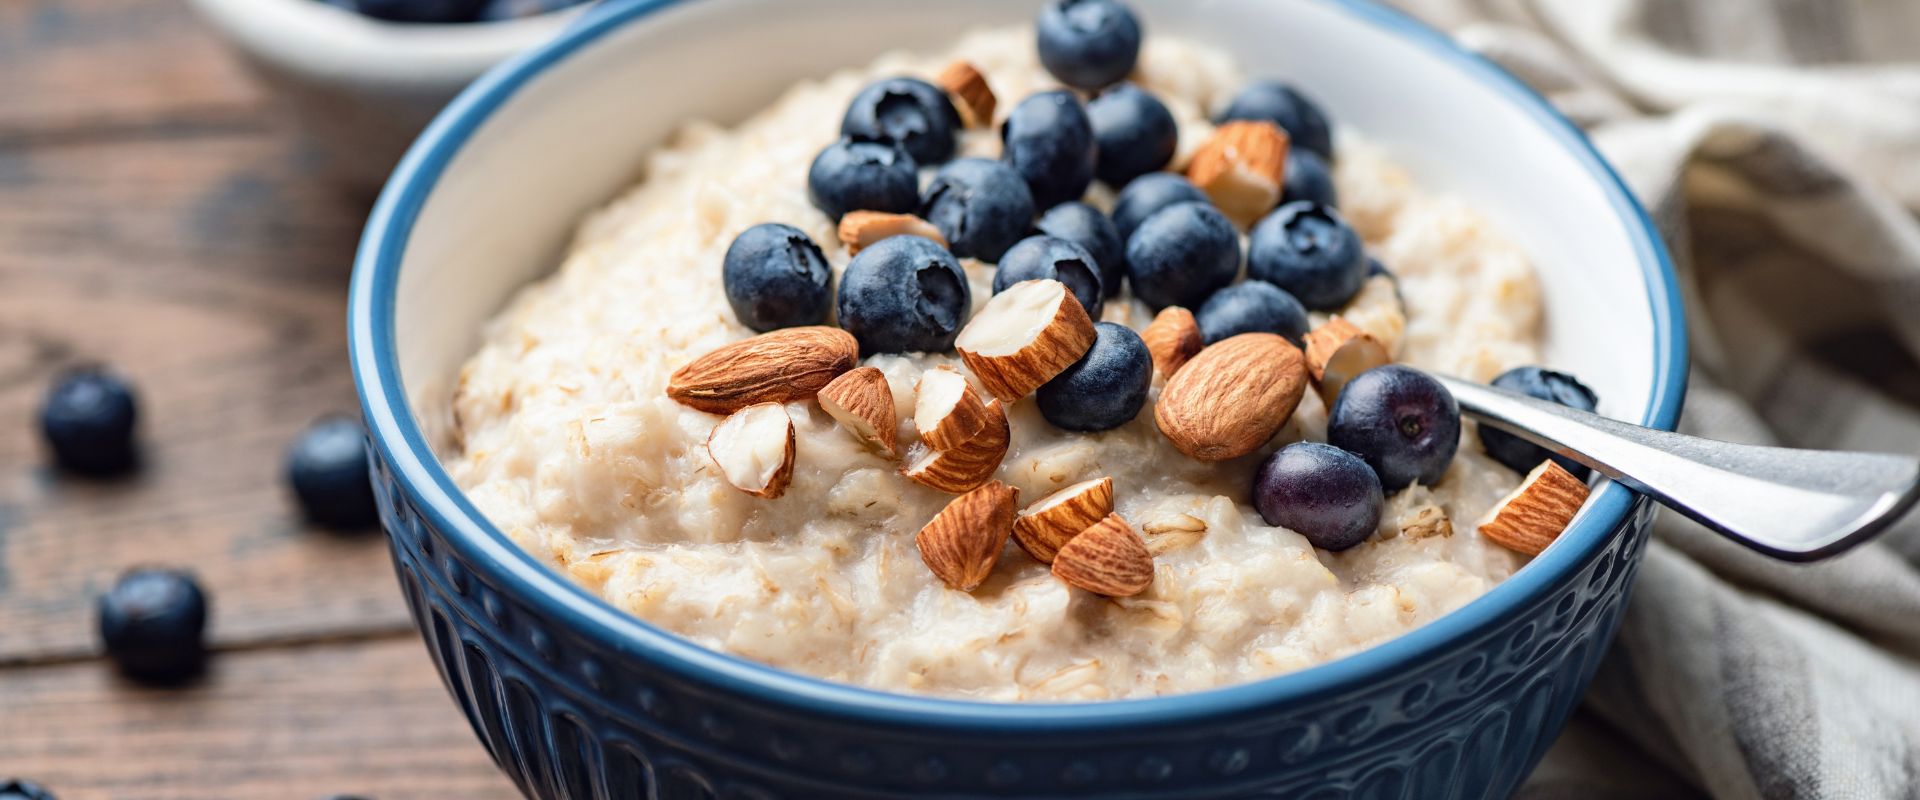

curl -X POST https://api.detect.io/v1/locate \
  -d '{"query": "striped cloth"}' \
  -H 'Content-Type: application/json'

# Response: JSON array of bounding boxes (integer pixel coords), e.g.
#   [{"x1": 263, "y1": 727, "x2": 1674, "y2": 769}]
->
[{"x1": 1385, "y1": 0, "x2": 1920, "y2": 797}]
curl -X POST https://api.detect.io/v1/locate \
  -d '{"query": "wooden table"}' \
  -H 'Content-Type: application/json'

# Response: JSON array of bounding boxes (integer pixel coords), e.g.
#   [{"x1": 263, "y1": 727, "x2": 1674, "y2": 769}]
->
[{"x1": 0, "y1": 1, "x2": 519, "y2": 797}]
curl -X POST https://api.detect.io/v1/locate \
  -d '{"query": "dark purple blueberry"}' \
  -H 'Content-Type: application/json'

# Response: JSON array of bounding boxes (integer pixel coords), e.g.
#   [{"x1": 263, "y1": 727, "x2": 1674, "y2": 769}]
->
[
  {"x1": 837, "y1": 235, "x2": 970, "y2": 354},
  {"x1": 1328, "y1": 365, "x2": 1461, "y2": 490},
  {"x1": 1253, "y1": 442, "x2": 1384, "y2": 551},
  {"x1": 721, "y1": 223, "x2": 832, "y2": 332},
  {"x1": 1037, "y1": 322, "x2": 1152, "y2": 432},
  {"x1": 39, "y1": 366, "x2": 139, "y2": 476},
  {"x1": 840, "y1": 77, "x2": 961, "y2": 165},
  {"x1": 1282, "y1": 149, "x2": 1337, "y2": 208},
  {"x1": 1123, "y1": 201, "x2": 1239, "y2": 310},
  {"x1": 1248, "y1": 201, "x2": 1367, "y2": 310},
  {"x1": 1036, "y1": 0, "x2": 1142, "y2": 91},
  {"x1": 1217, "y1": 80, "x2": 1333, "y2": 160},
  {"x1": 0, "y1": 780, "x2": 55, "y2": 800},
  {"x1": 1110, "y1": 171, "x2": 1207, "y2": 242},
  {"x1": 994, "y1": 236, "x2": 1104, "y2": 319},
  {"x1": 1034, "y1": 201, "x2": 1124, "y2": 297},
  {"x1": 351, "y1": 0, "x2": 488, "y2": 22},
  {"x1": 1087, "y1": 82, "x2": 1176, "y2": 187},
  {"x1": 1482, "y1": 367, "x2": 1599, "y2": 479},
  {"x1": 807, "y1": 136, "x2": 919, "y2": 222},
  {"x1": 1195, "y1": 281, "x2": 1309, "y2": 346},
  {"x1": 98, "y1": 568, "x2": 209, "y2": 685},
  {"x1": 288, "y1": 416, "x2": 380, "y2": 530},
  {"x1": 1001, "y1": 90, "x2": 1097, "y2": 209},
  {"x1": 919, "y1": 158, "x2": 1036, "y2": 262}
]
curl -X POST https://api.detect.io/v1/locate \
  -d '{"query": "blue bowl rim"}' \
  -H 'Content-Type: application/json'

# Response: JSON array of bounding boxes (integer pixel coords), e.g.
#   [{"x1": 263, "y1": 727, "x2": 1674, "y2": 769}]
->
[{"x1": 350, "y1": 0, "x2": 1688, "y2": 732}]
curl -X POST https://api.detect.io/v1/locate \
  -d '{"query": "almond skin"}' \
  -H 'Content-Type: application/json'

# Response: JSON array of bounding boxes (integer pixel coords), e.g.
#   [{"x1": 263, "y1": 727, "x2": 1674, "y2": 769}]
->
[
  {"x1": 1154, "y1": 333, "x2": 1308, "y2": 461},
  {"x1": 1476, "y1": 461, "x2": 1591, "y2": 555},
  {"x1": 1051, "y1": 513, "x2": 1153, "y2": 596},
  {"x1": 1012, "y1": 477, "x2": 1114, "y2": 563},
  {"x1": 705, "y1": 402, "x2": 796, "y2": 498},
  {"x1": 901, "y1": 399, "x2": 1010, "y2": 493},
  {"x1": 1304, "y1": 316, "x2": 1392, "y2": 404},
  {"x1": 1141, "y1": 306, "x2": 1204, "y2": 379},
  {"x1": 914, "y1": 367, "x2": 990, "y2": 450},
  {"x1": 1187, "y1": 120, "x2": 1290, "y2": 228},
  {"x1": 917, "y1": 480, "x2": 1019, "y2": 591},
  {"x1": 937, "y1": 60, "x2": 997, "y2": 128},
  {"x1": 838, "y1": 211, "x2": 948, "y2": 256},
  {"x1": 817, "y1": 366, "x2": 898, "y2": 458},
  {"x1": 955, "y1": 279, "x2": 1097, "y2": 402},
  {"x1": 667, "y1": 327, "x2": 859, "y2": 414}
]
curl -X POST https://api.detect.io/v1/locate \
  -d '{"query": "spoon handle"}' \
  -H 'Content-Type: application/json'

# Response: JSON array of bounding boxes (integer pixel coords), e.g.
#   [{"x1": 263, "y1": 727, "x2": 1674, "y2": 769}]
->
[{"x1": 1435, "y1": 376, "x2": 1920, "y2": 561}]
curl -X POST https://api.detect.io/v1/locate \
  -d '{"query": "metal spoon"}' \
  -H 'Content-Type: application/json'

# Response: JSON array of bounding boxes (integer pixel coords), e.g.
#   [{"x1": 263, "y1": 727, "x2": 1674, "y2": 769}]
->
[{"x1": 1436, "y1": 375, "x2": 1920, "y2": 562}]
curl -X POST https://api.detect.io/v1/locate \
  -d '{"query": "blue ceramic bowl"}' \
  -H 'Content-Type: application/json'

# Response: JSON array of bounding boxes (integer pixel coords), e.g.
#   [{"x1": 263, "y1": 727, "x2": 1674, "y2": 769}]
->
[{"x1": 350, "y1": 1, "x2": 1687, "y2": 796}]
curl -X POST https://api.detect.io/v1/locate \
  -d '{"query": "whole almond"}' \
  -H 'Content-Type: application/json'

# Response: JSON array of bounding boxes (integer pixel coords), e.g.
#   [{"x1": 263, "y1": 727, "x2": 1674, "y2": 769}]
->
[
  {"x1": 667, "y1": 327, "x2": 858, "y2": 414},
  {"x1": 1477, "y1": 461, "x2": 1590, "y2": 555},
  {"x1": 1155, "y1": 333, "x2": 1307, "y2": 461},
  {"x1": 955, "y1": 279, "x2": 1096, "y2": 402},
  {"x1": 1012, "y1": 477, "x2": 1114, "y2": 563},
  {"x1": 817, "y1": 366, "x2": 898, "y2": 458},
  {"x1": 1051, "y1": 513, "x2": 1153, "y2": 597},
  {"x1": 1141, "y1": 306, "x2": 1204, "y2": 378},
  {"x1": 917, "y1": 480, "x2": 1019, "y2": 591}
]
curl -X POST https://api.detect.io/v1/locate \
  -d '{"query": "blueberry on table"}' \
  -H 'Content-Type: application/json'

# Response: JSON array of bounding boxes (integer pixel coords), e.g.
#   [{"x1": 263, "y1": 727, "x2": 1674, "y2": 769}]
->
[
  {"x1": 1036, "y1": 0, "x2": 1142, "y2": 91},
  {"x1": 837, "y1": 235, "x2": 971, "y2": 354},
  {"x1": 1217, "y1": 80, "x2": 1334, "y2": 160},
  {"x1": 1123, "y1": 201, "x2": 1239, "y2": 310},
  {"x1": 1254, "y1": 442, "x2": 1383, "y2": 551},
  {"x1": 1087, "y1": 82, "x2": 1177, "y2": 188},
  {"x1": 38, "y1": 366, "x2": 139, "y2": 476},
  {"x1": 840, "y1": 77, "x2": 961, "y2": 166},
  {"x1": 919, "y1": 158, "x2": 1036, "y2": 262},
  {"x1": 807, "y1": 136, "x2": 919, "y2": 222},
  {"x1": 1195, "y1": 281, "x2": 1309, "y2": 346},
  {"x1": 722, "y1": 223, "x2": 832, "y2": 332},
  {"x1": 1328, "y1": 365, "x2": 1461, "y2": 490},
  {"x1": 0, "y1": 780, "x2": 55, "y2": 800},
  {"x1": 1037, "y1": 322, "x2": 1152, "y2": 432},
  {"x1": 1248, "y1": 201, "x2": 1367, "y2": 310},
  {"x1": 1034, "y1": 201, "x2": 1124, "y2": 298},
  {"x1": 1282, "y1": 149, "x2": 1338, "y2": 209},
  {"x1": 98, "y1": 568, "x2": 209, "y2": 685},
  {"x1": 288, "y1": 416, "x2": 381, "y2": 530},
  {"x1": 350, "y1": 0, "x2": 489, "y2": 23},
  {"x1": 1110, "y1": 171, "x2": 1208, "y2": 242},
  {"x1": 1001, "y1": 90, "x2": 1097, "y2": 209},
  {"x1": 994, "y1": 235, "x2": 1104, "y2": 319},
  {"x1": 1482, "y1": 367, "x2": 1599, "y2": 479}
]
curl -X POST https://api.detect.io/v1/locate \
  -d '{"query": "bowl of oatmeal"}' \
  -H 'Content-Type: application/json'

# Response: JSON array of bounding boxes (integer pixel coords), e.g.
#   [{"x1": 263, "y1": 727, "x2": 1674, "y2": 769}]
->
[{"x1": 349, "y1": 0, "x2": 1686, "y2": 796}]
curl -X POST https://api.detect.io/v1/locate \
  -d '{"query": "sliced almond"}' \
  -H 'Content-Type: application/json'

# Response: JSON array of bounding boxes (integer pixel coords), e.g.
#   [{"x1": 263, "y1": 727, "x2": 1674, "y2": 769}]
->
[
  {"x1": 937, "y1": 60, "x2": 996, "y2": 129},
  {"x1": 901, "y1": 399, "x2": 1010, "y2": 493},
  {"x1": 1399, "y1": 502, "x2": 1453, "y2": 540},
  {"x1": 1476, "y1": 461, "x2": 1591, "y2": 555},
  {"x1": 916, "y1": 480, "x2": 1019, "y2": 591},
  {"x1": 1141, "y1": 306, "x2": 1204, "y2": 379},
  {"x1": 954, "y1": 279, "x2": 1097, "y2": 402},
  {"x1": 914, "y1": 367, "x2": 990, "y2": 450},
  {"x1": 705, "y1": 403, "x2": 796, "y2": 498},
  {"x1": 1187, "y1": 120, "x2": 1290, "y2": 228},
  {"x1": 1012, "y1": 477, "x2": 1114, "y2": 563},
  {"x1": 1154, "y1": 333, "x2": 1308, "y2": 462},
  {"x1": 817, "y1": 366, "x2": 898, "y2": 458},
  {"x1": 667, "y1": 326, "x2": 859, "y2": 414},
  {"x1": 1304, "y1": 317, "x2": 1392, "y2": 404},
  {"x1": 1051, "y1": 513, "x2": 1153, "y2": 597},
  {"x1": 838, "y1": 211, "x2": 948, "y2": 256}
]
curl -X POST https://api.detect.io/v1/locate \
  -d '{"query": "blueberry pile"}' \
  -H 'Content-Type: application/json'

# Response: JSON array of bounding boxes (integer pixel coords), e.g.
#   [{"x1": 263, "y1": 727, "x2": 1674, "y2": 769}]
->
[{"x1": 322, "y1": 0, "x2": 586, "y2": 24}]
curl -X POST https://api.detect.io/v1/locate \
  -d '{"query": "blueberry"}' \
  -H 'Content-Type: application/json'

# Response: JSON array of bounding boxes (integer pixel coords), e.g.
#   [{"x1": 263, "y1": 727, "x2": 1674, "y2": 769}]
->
[
  {"x1": 807, "y1": 136, "x2": 919, "y2": 222},
  {"x1": 1482, "y1": 367, "x2": 1599, "y2": 479},
  {"x1": 1001, "y1": 90, "x2": 1097, "y2": 209},
  {"x1": 98, "y1": 568, "x2": 208, "y2": 684},
  {"x1": 0, "y1": 780, "x2": 55, "y2": 800},
  {"x1": 288, "y1": 416, "x2": 380, "y2": 530},
  {"x1": 1036, "y1": 0, "x2": 1142, "y2": 91},
  {"x1": 351, "y1": 0, "x2": 489, "y2": 22},
  {"x1": 1034, "y1": 202, "x2": 1124, "y2": 297},
  {"x1": 722, "y1": 223, "x2": 832, "y2": 332},
  {"x1": 1037, "y1": 322, "x2": 1152, "y2": 432},
  {"x1": 1248, "y1": 201, "x2": 1367, "y2": 310},
  {"x1": 919, "y1": 158, "x2": 1036, "y2": 262},
  {"x1": 1253, "y1": 442, "x2": 1383, "y2": 551},
  {"x1": 1217, "y1": 80, "x2": 1334, "y2": 160},
  {"x1": 1195, "y1": 281, "x2": 1309, "y2": 346},
  {"x1": 1086, "y1": 83, "x2": 1176, "y2": 187},
  {"x1": 1282, "y1": 149, "x2": 1338, "y2": 208},
  {"x1": 39, "y1": 367, "x2": 139, "y2": 476},
  {"x1": 1123, "y1": 201, "x2": 1239, "y2": 310},
  {"x1": 1110, "y1": 172, "x2": 1208, "y2": 242},
  {"x1": 840, "y1": 77, "x2": 960, "y2": 166},
  {"x1": 1328, "y1": 365, "x2": 1460, "y2": 490},
  {"x1": 994, "y1": 236, "x2": 1104, "y2": 319},
  {"x1": 837, "y1": 235, "x2": 971, "y2": 354}
]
